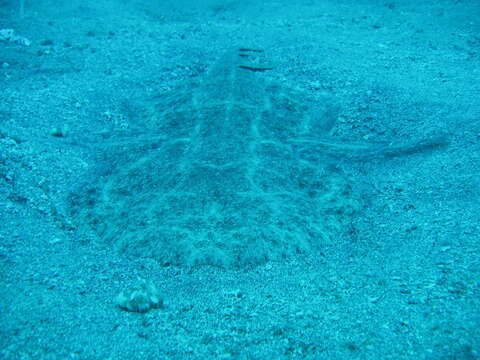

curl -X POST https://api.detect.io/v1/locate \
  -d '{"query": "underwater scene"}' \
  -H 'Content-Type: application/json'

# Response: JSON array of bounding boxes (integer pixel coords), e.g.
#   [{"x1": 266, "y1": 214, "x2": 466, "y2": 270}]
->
[{"x1": 1, "y1": 0, "x2": 479, "y2": 358}]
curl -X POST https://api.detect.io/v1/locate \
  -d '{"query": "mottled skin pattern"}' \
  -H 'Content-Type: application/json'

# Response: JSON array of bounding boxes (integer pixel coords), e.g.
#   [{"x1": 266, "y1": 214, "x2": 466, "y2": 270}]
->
[{"x1": 72, "y1": 49, "x2": 445, "y2": 268}]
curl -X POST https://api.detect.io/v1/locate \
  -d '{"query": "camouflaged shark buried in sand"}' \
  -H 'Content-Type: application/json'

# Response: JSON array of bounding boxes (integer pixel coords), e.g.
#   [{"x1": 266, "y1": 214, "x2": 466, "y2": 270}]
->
[{"x1": 71, "y1": 48, "x2": 448, "y2": 268}]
